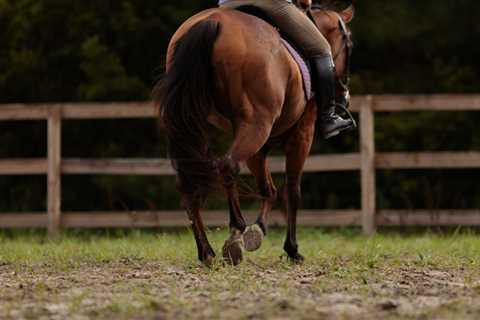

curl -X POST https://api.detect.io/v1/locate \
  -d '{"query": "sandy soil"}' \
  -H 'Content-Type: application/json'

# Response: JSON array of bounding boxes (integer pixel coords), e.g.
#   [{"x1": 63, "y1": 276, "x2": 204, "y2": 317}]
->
[{"x1": 1, "y1": 257, "x2": 479, "y2": 320}]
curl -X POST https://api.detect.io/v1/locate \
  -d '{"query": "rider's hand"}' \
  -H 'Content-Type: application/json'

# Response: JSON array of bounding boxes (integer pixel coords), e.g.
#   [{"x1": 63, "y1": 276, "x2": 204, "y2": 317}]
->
[{"x1": 296, "y1": 0, "x2": 312, "y2": 10}]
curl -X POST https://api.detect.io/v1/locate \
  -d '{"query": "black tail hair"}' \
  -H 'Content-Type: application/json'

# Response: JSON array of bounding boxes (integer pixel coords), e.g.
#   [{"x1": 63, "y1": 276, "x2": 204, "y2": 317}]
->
[{"x1": 153, "y1": 19, "x2": 221, "y2": 196}]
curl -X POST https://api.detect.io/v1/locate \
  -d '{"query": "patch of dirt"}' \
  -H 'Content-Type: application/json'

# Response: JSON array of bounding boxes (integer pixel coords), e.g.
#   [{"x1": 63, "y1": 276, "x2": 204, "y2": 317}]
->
[{"x1": 1, "y1": 259, "x2": 479, "y2": 319}]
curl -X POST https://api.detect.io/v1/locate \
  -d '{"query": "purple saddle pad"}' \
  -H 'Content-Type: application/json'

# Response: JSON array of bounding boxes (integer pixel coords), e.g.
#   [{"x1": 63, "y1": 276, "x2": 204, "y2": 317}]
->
[{"x1": 280, "y1": 38, "x2": 314, "y2": 100}]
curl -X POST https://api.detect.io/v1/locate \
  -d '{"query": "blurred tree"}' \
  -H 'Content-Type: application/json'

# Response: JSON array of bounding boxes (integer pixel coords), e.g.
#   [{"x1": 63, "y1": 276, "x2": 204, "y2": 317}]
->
[{"x1": 0, "y1": 0, "x2": 479, "y2": 212}]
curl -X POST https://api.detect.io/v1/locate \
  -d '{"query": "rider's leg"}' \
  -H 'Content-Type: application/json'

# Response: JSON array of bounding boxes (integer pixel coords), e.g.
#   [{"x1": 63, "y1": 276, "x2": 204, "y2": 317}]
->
[
  {"x1": 311, "y1": 55, "x2": 354, "y2": 139},
  {"x1": 220, "y1": 0, "x2": 324, "y2": 56},
  {"x1": 220, "y1": 0, "x2": 354, "y2": 139}
]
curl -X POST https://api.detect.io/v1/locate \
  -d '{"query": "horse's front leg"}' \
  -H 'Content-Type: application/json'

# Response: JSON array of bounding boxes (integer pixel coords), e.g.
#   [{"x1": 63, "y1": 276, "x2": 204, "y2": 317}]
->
[{"x1": 282, "y1": 101, "x2": 317, "y2": 262}]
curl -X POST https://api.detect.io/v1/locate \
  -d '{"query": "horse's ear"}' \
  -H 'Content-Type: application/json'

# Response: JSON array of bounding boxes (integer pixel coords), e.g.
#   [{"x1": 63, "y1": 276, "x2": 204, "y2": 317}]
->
[{"x1": 339, "y1": 5, "x2": 355, "y2": 24}]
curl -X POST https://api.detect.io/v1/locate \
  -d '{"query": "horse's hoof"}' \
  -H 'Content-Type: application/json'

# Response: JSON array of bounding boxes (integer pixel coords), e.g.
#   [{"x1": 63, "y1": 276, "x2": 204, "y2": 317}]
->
[
  {"x1": 289, "y1": 253, "x2": 305, "y2": 264},
  {"x1": 243, "y1": 224, "x2": 264, "y2": 252},
  {"x1": 222, "y1": 231, "x2": 244, "y2": 266},
  {"x1": 202, "y1": 255, "x2": 216, "y2": 268}
]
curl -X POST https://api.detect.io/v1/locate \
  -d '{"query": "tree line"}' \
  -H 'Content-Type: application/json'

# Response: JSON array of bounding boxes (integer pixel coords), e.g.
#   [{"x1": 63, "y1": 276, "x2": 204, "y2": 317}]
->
[{"x1": 0, "y1": 0, "x2": 479, "y2": 213}]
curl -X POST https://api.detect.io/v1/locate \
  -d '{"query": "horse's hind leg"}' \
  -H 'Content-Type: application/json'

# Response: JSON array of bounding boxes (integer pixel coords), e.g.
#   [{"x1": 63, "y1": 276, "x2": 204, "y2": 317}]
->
[
  {"x1": 219, "y1": 123, "x2": 272, "y2": 265},
  {"x1": 181, "y1": 192, "x2": 216, "y2": 266},
  {"x1": 243, "y1": 147, "x2": 277, "y2": 251},
  {"x1": 218, "y1": 156, "x2": 247, "y2": 265}
]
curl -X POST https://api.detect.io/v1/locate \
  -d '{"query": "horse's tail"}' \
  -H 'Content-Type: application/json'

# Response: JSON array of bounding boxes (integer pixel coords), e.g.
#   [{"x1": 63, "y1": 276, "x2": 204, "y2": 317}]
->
[{"x1": 153, "y1": 19, "x2": 221, "y2": 196}]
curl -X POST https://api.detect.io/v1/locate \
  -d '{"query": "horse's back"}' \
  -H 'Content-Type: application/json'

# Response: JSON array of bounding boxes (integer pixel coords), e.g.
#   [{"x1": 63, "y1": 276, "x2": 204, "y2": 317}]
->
[
  {"x1": 170, "y1": 8, "x2": 283, "y2": 69},
  {"x1": 169, "y1": 8, "x2": 307, "y2": 137}
]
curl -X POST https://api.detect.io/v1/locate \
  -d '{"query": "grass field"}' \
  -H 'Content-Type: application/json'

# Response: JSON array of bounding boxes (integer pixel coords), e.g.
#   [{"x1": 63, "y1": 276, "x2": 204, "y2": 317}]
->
[{"x1": 1, "y1": 227, "x2": 480, "y2": 319}]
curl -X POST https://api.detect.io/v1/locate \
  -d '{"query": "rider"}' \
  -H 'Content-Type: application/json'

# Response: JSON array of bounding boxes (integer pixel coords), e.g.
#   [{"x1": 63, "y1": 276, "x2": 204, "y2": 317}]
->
[{"x1": 219, "y1": 0, "x2": 354, "y2": 139}]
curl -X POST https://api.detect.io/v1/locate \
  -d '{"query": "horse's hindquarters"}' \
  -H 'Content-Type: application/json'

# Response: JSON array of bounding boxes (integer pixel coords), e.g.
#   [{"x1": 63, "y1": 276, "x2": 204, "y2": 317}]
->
[{"x1": 211, "y1": 9, "x2": 308, "y2": 138}]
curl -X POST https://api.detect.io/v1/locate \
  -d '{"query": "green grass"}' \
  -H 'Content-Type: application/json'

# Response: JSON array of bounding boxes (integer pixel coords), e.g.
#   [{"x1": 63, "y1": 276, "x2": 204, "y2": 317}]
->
[
  {"x1": 1, "y1": 228, "x2": 480, "y2": 319},
  {"x1": 1, "y1": 228, "x2": 480, "y2": 269}
]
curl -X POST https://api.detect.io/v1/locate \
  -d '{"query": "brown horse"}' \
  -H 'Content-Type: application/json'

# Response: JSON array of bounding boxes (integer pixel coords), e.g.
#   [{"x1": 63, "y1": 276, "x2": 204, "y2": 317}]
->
[{"x1": 154, "y1": 4, "x2": 355, "y2": 266}]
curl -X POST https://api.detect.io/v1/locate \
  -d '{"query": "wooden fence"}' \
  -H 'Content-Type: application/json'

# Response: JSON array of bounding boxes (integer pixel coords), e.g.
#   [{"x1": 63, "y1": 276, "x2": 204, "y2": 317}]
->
[{"x1": 1, "y1": 95, "x2": 480, "y2": 235}]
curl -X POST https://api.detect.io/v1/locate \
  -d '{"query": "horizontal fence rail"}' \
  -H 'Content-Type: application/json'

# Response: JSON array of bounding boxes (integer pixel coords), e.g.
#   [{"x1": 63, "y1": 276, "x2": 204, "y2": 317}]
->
[
  {"x1": 1, "y1": 95, "x2": 480, "y2": 235},
  {"x1": 2, "y1": 210, "x2": 480, "y2": 229}
]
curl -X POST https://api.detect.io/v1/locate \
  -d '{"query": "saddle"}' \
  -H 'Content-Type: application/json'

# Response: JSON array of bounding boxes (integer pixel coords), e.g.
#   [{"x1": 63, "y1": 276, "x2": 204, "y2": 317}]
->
[{"x1": 235, "y1": 6, "x2": 314, "y2": 100}]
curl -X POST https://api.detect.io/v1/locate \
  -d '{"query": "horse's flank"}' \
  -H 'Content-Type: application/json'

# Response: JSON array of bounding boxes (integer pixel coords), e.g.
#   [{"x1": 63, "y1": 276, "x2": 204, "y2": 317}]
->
[{"x1": 168, "y1": 8, "x2": 308, "y2": 138}]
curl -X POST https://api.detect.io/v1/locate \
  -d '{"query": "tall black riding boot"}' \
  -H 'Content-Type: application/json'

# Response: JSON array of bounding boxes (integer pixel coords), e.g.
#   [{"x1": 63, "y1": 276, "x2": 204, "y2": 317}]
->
[{"x1": 311, "y1": 55, "x2": 354, "y2": 139}]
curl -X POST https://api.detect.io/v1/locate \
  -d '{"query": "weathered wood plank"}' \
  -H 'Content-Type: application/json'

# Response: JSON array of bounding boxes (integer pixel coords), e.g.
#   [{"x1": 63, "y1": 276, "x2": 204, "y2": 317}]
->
[
  {"x1": 2, "y1": 210, "x2": 480, "y2": 228},
  {"x1": 60, "y1": 154, "x2": 361, "y2": 176},
  {"x1": 0, "y1": 210, "x2": 360, "y2": 228},
  {"x1": 60, "y1": 210, "x2": 362, "y2": 228},
  {"x1": 0, "y1": 159, "x2": 47, "y2": 175},
  {"x1": 0, "y1": 104, "x2": 51, "y2": 120},
  {"x1": 349, "y1": 96, "x2": 370, "y2": 112},
  {"x1": 296, "y1": 154, "x2": 361, "y2": 172},
  {"x1": 0, "y1": 102, "x2": 155, "y2": 120},
  {"x1": 2, "y1": 95, "x2": 480, "y2": 122},
  {"x1": 4, "y1": 152, "x2": 480, "y2": 177},
  {"x1": 360, "y1": 96, "x2": 376, "y2": 235},
  {"x1": 62, "y1": 159, "x2": 176, "y2": 175},
  {"x1": 61, "y1": 102, "x2": 156, "y2": 119},
  {"x1": 371, "y1": 95, "x2": 480, "y2": 112},
  {"x1": 377, "y1": 210, "x2": 480, "y2": 226},
  {"x1": 47, "y1": 107, "x2": 62, "y2": 237},
  {"x1": 0, "y1": 213, "x2": 47, "y2": 228},
  {"x1": 377, "y1": 152, "x2": 480, "y2": 169}
]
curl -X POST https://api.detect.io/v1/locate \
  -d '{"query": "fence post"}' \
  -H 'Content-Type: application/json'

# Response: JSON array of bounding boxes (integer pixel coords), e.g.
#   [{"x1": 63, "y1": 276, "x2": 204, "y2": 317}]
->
[
  {"x1": 47, "y1": 106, "x2": 62, "y2": 237},
  {"x1": 360, "y1": 96, "x2": 376, "y2": 235}
]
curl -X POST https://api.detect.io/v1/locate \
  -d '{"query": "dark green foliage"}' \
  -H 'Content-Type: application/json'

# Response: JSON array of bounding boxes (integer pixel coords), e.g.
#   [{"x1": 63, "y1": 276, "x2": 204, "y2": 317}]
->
[
  {"x1": 0, "y1": 0, "x2": 479, "y2": 212},
  {"x1": 0, "y1": 0, "x2": 206, "y2": 102},
  {"x1": 349, "y1": 0, "x2": 479, "y2": 94}
]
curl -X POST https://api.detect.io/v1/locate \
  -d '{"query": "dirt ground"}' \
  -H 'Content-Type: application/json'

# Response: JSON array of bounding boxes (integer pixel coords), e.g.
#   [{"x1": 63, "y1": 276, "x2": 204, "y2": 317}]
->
[
  {"x1": 1, "y1": 257, "x2": 480, "y2": 319},
  {"x1": 1, "y1": 230, "x2": 480, "y2": 319}
]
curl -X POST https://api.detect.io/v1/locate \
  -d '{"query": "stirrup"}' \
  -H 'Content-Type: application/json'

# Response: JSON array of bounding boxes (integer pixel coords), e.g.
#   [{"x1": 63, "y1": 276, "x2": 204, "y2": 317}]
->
[
  {"x1": 324, "y1": 129, "x2": 341, "y2": 140},
  {"x1": 321, "y1": 104, "x2": 357, "y2": 139},
  {"x1": 335, "y1": 103, "x2": 358, "y2": 129}
]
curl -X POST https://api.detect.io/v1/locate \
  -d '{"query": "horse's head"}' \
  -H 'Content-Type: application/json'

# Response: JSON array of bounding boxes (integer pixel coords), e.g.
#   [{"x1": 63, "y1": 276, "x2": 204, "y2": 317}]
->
[{"x1": 309, "y1": 4, "x2": 354, "y2": 105}]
